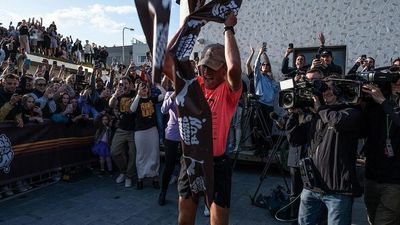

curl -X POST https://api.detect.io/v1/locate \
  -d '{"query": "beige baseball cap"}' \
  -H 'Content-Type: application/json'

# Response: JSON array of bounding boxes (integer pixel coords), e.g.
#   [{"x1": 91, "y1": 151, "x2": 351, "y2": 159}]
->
[{"x1": 198, "y1": 44, "x2": 226, "y2": 71}]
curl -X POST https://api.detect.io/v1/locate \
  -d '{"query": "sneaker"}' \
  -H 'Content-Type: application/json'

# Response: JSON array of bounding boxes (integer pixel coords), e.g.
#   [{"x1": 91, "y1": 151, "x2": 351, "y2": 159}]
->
[
  {"x1": 115, "y1": 174, "x2": 125, "y2": 184},
  {"x1": 204, "y1": 205, "x2": 210, "y2": 217},
  {"x1": 125, "y1": 178, "x2": 132, "y2": 188}
]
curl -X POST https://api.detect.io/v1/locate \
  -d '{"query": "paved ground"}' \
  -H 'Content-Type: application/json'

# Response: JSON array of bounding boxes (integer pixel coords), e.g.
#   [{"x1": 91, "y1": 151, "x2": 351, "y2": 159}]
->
[{"x1": 0, "y1": 163, "x2": 368, "y2": 225}]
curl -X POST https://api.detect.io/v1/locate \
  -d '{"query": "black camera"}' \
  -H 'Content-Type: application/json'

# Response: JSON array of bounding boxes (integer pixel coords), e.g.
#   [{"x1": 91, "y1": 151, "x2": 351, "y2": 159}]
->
[
  {"x1": 357, "y1": 70, "x2": 399, "y2": 83},
  {"x1": 279, "y1": 78, "x2": 364, "y2": 109},
  {"x1": 278, "y1": 79, "x2": 327, "y2": 109}
]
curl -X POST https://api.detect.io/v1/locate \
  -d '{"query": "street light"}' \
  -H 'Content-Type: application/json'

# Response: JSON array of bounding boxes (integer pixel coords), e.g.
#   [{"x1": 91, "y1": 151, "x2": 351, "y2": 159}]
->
[{"x1": 122, "y1": 27, "x2": 134, "y2": 64}]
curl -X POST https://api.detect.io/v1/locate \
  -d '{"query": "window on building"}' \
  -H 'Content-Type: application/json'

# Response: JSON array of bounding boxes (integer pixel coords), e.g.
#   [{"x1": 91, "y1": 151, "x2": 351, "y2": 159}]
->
[
  {"x1": 293, "y1": 45, "x2": 346, "y2": 73},
  {"x1": 137, "y1": 55, "x2": 146, "y2": 64}
]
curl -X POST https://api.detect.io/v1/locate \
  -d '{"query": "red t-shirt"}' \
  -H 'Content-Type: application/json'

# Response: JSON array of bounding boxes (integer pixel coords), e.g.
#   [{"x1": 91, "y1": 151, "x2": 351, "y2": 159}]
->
[{"x1": 197, "y1": 76, "x2": 242, "y2": 157}]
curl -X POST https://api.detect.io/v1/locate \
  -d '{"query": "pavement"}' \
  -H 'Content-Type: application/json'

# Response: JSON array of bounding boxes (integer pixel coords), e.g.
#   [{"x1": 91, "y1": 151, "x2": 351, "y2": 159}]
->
[{"x1": 0, "y1": 163, "x2": 368, "y2": 225}]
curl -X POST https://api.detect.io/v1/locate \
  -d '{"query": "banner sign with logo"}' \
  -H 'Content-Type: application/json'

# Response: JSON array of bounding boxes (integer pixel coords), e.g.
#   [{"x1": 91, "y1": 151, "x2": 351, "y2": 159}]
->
[{"x1": 0, "y1": 121, "x2": 95, "y2": 185}]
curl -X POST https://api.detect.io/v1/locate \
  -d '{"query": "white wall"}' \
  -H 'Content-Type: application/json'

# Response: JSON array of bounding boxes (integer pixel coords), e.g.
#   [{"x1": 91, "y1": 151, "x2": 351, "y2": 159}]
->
[{"x1": 189, "y1": 0, "x2": 400, "y2": 77}]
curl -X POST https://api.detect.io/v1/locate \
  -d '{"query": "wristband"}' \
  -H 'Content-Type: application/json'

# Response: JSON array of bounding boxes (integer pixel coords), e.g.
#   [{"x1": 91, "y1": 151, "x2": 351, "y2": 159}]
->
[{"x1": 224, "y1": 26, "x2": 235, "y2": 35}]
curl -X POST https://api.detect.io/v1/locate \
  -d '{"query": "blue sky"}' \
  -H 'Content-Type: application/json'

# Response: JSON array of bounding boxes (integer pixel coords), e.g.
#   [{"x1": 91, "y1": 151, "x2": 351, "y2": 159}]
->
[{"x1": 0, "y1": 0, "x2": 181, "y2": 47}]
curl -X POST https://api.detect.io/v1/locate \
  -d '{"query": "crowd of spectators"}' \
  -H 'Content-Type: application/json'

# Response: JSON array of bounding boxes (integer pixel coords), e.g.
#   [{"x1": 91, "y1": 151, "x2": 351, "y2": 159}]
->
[{"x1": 0, "y1": 18, "x2": 109, "y2": 66}]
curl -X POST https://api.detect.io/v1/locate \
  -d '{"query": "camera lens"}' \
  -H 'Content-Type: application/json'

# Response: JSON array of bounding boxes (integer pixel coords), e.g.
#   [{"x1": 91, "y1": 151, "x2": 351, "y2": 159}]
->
[{"x1": 283, "y1": 92, "x2": 294, "y2": 108}]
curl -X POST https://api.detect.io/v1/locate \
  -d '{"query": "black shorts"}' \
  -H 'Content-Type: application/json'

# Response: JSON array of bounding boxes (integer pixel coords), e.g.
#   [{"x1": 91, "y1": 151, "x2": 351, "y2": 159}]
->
[{"x1": 178, "y1": 155, "x2": 232, "y2": 208}]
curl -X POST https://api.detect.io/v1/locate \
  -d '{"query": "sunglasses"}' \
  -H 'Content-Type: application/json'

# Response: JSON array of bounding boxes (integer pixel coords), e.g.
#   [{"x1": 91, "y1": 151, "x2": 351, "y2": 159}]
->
[{"x1": 262, "y1": 63, "x2": 270, "y2": 66}]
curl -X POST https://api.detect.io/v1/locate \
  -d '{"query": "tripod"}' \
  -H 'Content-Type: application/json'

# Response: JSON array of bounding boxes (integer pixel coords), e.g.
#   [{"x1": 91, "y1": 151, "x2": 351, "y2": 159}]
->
[
  {"x1": 249, "y1": 132, "x2": 290, "y2": 204},
  {"x1": 232, "y1": 98, "x2": 273, "y2": 168}
]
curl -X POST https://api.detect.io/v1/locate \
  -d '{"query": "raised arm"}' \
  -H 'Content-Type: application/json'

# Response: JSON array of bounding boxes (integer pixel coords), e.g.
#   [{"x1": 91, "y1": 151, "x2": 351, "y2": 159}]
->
[
  {"x1": 224, "y1": 12, "x2": 242, "y2": 91},
  {"x1": 246, "y1": 46, "x2": 255, "y2": 75}
]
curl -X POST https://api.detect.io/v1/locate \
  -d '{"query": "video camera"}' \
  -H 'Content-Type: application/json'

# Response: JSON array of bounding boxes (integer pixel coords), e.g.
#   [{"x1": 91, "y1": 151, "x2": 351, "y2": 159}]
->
[
  {"x1": 278, "y1": 78, "x2": 327, "y2": 109},
  {"x1": 357, "y1": 70, "x2": 399, "y2": 83},
  {"x1": 278, "y1": 78, "x2": 363, "y2": 109},
  {"x1": 348, "y1": 66, "x2": 400, "y2": 99}
]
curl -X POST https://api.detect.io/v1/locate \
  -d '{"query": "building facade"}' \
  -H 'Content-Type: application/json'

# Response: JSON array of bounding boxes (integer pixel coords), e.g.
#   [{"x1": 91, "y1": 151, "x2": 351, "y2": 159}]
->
[
  {"x1": 107, "y1": 38, "x2": 149, "y2": 66},
  {"x1": 182, "y1": 0, "x2": 399, "y2": 78}
]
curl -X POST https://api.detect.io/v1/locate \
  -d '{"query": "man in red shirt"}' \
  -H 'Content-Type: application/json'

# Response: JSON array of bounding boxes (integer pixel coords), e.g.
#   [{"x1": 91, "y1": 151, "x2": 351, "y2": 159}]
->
[{"x1": 177, "y1": 13, "x2": 242, "y2": 225}]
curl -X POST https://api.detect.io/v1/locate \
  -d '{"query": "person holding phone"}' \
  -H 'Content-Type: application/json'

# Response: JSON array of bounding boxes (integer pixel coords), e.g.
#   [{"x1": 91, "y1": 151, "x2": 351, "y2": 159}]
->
[
  {"x1": 253, "y1": 42, "x2": 279, "y2": 150},
  {"x1": 281, "y1": 42, "x2": 309, "y2": 78},
  {"x1": 0, "y1": 74, "x2": 22, "y2": 122},
  {"x1": 347, "y1": 55, "x2": 375, "y2": 75},
  {"x1": 310, "y1": 33, "x2": 342, "y2": 76}
]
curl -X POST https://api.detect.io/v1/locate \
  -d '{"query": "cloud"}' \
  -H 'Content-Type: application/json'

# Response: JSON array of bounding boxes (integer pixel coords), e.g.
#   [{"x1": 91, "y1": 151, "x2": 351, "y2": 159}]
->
[
  {"x1": 32, "y1": 4, "x2": 136, "y2": 34},
  {"x1": 104, "y1": 5, "x2": 136, "y2": 14}
]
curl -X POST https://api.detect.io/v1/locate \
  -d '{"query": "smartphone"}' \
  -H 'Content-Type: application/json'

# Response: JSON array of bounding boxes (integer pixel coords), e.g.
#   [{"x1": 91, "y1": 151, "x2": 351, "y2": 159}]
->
[
  {"x1": 288, "y1": 43, "x2": 294, "y2": 49},
  {"x1": 315, "y1": 54, "x2": 320, "y2": 59},
  {"x1": 361, "y1": 54, "x2": 367, "y2": 59},
  {"x1": 194, "y1": 52, "x2": 199, "y2": 59},
  {"x1": 262, "y1": 42, "x2": 267, "y2": 49}
]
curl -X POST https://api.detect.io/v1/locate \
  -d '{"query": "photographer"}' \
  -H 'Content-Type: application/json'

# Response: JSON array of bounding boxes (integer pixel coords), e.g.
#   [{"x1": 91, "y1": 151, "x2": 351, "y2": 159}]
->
[
  {"x1": 298, "y1": 76, "x2": 362, "y2": 225},
  {"x1": 361, "y1": 78, "x2": 400, "y2": 225},
  {"x1": 283, "y1": 69, "x2": 323, "y2": 207},
  {"x1": 347, "y1": 56, "x2": 375, "y2": 75}
]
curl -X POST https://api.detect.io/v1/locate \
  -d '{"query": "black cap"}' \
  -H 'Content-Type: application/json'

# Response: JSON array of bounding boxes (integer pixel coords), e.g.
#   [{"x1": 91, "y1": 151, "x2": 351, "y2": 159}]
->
[{"x1": 321, "y1": 50, "x2": 332, "y2": 57}]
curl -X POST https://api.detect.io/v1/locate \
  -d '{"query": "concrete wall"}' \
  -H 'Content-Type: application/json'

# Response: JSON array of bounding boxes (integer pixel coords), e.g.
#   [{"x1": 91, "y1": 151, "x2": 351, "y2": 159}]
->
[{"x1": 190, "y1": 0, "x2": 400, "y2": 77}]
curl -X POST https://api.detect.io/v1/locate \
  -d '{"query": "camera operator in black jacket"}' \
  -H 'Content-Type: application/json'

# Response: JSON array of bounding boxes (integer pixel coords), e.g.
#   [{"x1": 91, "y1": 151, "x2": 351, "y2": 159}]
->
[
  {"x1": 284, "y1": 69, "x2": 323, "y2": 202},
  {"x1": 361, "y1": 78, "x2": 400, "y2": 225},
  {"x1": 298, "y1": 76, "x2": 362, "y2": 225}
]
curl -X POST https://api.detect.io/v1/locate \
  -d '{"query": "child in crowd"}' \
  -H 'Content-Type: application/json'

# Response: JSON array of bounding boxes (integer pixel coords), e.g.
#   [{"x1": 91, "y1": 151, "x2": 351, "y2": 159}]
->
[
  {"x1": 16, "y1": 93, "x2": 44, "y2": 127},
  {"x1": 92, "y1": 113, "x2": 113, "y2": 175}
]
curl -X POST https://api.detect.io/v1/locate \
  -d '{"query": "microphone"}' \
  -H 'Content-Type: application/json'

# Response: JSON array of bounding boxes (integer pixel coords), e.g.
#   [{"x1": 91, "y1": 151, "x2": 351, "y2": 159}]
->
[{"x1": 269, "y1": 112, "x2": 284, "y2": 129}]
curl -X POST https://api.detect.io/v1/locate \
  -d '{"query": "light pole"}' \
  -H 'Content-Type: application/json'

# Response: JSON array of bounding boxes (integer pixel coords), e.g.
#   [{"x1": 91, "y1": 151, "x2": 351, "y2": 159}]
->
[{"x1": 122, "y1": 27, "x2": 134, "y2": 64}]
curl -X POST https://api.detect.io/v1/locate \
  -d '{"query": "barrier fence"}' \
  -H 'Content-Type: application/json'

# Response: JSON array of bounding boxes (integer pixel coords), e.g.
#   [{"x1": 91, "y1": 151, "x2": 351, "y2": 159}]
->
[{"x1": 0, "y1": 120, "x2": 96, "y2": 185}]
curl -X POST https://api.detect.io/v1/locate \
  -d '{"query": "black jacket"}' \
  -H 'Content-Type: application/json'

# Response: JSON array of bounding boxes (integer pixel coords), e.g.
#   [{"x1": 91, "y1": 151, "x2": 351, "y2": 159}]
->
[
  {"x1": 308, "y1": 104, "x2": 362, "y2": 196},
  {"x1": 362, "y1": 98, "x2": 400, "y2": 184},
  {"x1": 319, "y1": 63, "x2": 343, "y2": 76},
  {"x1": 281, "y1": 57, "x2": 309, "y2": 78},
  {"x1": 285, "y1": 112, "x2": 308, "y2": 167}
]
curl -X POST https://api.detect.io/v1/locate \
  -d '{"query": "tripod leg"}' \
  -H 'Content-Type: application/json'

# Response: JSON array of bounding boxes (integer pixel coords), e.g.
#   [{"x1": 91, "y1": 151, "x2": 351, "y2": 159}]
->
[
  {"x1": 250, "y1": 133, "x2": 289, "y2": 203},
  {"x1": 255, "y1": 106, "x2": 273, "y2": 147},
  {"x1": 273, "y1": 134, "x2": 290, "y2": 192},
  {"x1": 250, "y1": 143, "x2": 276, "y2": 203}
]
